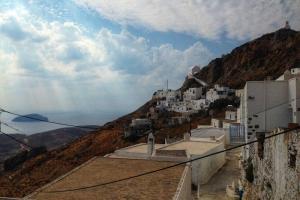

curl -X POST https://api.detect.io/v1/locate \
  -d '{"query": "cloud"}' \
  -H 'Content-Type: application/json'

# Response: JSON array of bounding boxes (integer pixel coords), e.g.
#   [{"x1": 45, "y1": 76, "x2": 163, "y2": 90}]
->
[
  {"x1": 75, "y1": 0, "x2": 300, "y2": 40},
  {"x1": 0, "y1": 6, "x2": 212, "y2": 113}
]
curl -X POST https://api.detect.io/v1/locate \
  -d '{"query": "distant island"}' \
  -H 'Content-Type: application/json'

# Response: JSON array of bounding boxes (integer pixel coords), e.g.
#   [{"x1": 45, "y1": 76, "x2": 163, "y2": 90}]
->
[{"x1": 12, "y1": 114, "x2": 49, "y2": 122}]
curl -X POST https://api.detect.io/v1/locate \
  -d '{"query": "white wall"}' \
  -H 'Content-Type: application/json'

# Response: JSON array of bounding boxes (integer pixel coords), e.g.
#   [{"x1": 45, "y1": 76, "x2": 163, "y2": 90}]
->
[
  {"x1": 211, "y1": 118, "x2": 222, "y2": 128},
  {"x1": 244, "y1": 81, "x2": 290, "y2": 142},
  {"x1": 190, "y1": 143, "x2": 225, "y2": 185},
  {"x1": 225, "y1": 111, "x2": 237, "y2": 121},
  {"x1": 183, "y1": 87, "x2": 203, "y2": 101}
]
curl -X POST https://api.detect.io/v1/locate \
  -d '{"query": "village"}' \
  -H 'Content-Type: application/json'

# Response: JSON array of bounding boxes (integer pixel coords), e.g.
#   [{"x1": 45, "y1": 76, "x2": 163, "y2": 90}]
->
[
  {"x1": 22, "y1": 65, "x2": 300, "y2": 200},
  {"x1": 0, "y1": 0, "x2": 299, "y2": 198}
]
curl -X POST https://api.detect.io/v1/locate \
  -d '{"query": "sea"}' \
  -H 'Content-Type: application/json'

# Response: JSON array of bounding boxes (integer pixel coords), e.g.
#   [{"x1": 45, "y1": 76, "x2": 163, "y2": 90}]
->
[{"x1": 0, "y1": 111, "x2": 124, "y2": 135}]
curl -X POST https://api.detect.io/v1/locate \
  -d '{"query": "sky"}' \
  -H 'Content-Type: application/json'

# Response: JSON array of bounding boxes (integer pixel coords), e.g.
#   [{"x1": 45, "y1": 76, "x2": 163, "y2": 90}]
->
[{"x1": 0, "y1": 0, "x2": 299, "y2": 116}]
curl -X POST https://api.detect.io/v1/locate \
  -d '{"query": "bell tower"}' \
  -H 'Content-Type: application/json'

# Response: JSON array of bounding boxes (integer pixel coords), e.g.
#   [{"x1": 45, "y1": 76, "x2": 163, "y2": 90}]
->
[{"x1": 284, "y1": 21, "x2": 291, "y2": 29}]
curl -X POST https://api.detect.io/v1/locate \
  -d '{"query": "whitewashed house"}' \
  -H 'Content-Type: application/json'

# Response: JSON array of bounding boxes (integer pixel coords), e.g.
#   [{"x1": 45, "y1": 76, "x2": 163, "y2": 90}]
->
[
  {"x1": 238, "y1": 68, "x2": 300, "y2": 159},
  {"x1": 206, "y1": 84, "x2": 235, "y2": 103},
  {"x1": 189, "y1": 99, "x2": 209, "y2": 110},
  {"x1": 183, "y1": 87, "x2": 204, "y2": 101},
  {"x1": 225, "y1": 106, "x2": 237, "y2": 121},
  {"x1": 152, "y1": 89, "x2": 167, "y2": 99}
]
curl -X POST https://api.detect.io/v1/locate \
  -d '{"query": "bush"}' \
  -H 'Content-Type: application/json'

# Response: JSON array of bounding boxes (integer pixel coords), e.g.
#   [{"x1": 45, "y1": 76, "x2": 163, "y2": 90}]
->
[
  {"x1": 209, "y1": 97, "x2": 240, "y2": 111},
  {"x1": 4, "y1": 151, "x2": 28, "y2": 171},
  {"x1": 4, "y1": 146, "x2": 47, "y2": 171},
  {"x1": 245, "y1": 159, "x2": 254, "y2": 183}
]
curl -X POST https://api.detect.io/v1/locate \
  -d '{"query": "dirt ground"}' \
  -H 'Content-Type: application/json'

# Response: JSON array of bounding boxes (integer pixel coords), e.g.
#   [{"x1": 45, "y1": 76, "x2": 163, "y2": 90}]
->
[{"x1": 193, "y1": 147, "x2": 242, "y2": 200}]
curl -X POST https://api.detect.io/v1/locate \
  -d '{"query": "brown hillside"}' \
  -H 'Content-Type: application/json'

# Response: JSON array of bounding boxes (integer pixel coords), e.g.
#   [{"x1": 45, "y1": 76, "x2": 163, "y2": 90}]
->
[
  {"x1": 1, "y1": 28, "x2": 299, "y2": 198},
  {"x1": 182, "y1": 28, "x2": 300, "y2": 90},
  {"x1": 0, "y1": 100, "x2": 204, "y2": 197}
]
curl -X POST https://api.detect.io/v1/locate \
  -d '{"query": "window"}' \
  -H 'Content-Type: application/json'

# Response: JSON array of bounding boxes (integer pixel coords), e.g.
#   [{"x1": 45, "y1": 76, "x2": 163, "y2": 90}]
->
[
  {"x1": 248, "y1": 125, "x2": 253, "y2": 128},
  {"x1": 248, "y1": 117, "x2": 252, "y2": 121},
  {"x1": 255, "y1": 125, "x2": 259, "y2": 128},
  {"x1": 297, "y1": 108, "x2": 300, "y2": 111},
  {"x1": 248, "y1": 96, "x2": 255, "y2": 100}
]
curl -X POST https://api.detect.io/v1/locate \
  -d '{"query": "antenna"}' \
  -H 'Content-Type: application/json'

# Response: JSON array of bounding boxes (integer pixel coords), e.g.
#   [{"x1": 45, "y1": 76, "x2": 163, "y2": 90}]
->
[{"x1": 167, "y1": 80, "x2": 168, "y2": 91}]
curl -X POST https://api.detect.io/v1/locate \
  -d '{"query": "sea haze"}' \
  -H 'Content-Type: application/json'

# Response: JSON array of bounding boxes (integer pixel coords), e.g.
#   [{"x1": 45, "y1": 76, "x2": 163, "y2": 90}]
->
[{"x1": 0, "y1": 111, "x2": 123, "y2": 135}]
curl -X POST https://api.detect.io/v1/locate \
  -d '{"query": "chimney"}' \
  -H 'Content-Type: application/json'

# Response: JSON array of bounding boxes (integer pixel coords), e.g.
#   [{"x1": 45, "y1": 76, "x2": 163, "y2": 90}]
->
[{"x1": 147, "y1": 132, "x2": 155, "y2": 156}]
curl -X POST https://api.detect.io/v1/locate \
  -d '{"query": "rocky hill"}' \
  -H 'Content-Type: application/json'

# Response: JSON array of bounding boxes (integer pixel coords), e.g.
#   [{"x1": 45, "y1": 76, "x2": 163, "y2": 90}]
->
[
  {"x1": 0, "y1": 127, "x2": 97, "y2": 164},
  {"x1": 182, "y1": 28, "x2": 300, "y2": 91},
  {"x1": 0, "y1": 28, "x2": 299, "y2": 198}
]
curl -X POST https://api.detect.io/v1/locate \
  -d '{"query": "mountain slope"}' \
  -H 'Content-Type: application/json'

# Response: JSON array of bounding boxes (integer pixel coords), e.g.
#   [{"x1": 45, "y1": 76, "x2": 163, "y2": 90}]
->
[
  {"x1": 0, "y1": 127, "x2": 96, "y2": 164},
  {"x1": 0, "y1": 28, "x2": 300, "y2": 198},
  {"x1": 182, "y1": 28, "x2": 300, "y2": 90}
]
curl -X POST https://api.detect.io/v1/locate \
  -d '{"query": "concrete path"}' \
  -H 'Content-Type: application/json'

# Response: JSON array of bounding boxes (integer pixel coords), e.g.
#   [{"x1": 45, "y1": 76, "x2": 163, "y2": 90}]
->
[{"x1": 193, "y1": 147, "x2": 241, "y2": 200}]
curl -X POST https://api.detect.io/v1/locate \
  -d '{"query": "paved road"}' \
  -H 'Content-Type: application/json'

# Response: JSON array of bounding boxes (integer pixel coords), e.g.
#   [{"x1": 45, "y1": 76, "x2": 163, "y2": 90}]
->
[{"x1": 193, "y1": 147, "x2": 241, "y2": 200}]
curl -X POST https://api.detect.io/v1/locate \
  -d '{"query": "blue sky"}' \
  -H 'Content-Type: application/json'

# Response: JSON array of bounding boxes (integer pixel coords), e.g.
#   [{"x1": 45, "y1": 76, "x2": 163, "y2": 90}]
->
[{"x1": 0, "y1": 0, "x2": 299, "y2": 116}]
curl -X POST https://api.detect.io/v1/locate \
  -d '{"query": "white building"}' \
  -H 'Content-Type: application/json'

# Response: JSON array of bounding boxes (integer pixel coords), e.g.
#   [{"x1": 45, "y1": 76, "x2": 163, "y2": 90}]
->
[
  {"x1": 225, "y1": 107, "x2": 237, "y2": 121},
  {"x1": 109, "y1": 133, "x2": 225, "y2": 192},
  {"x1": 206, "y1": 84, "x2": 235, "y2": 103},
  {"x1": 153, "y1": 89, "x2": 181, "y2": 100},
  {"x1": 183, "y1": 87, "x2": 204, "y2": 101},
  {"x1": 186, "y1": 99, "x2": 209, "y2": 111},
  {"x1": 238, "y1": 68, "x2": 300, "y2": 158},
  {"x1": 277, "y1": 68, "x2": 300, "y2": 81},
  {"x1": 211, "y1": 118, "x2": 222, "y2": 128},
  {"x1": 171, "y1": 101, "x2": 188, "y2": 113}
]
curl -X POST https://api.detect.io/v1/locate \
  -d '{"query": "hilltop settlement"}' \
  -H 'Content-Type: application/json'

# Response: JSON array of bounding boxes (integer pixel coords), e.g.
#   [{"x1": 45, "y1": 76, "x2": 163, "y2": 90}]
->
[
  {"x1": 0, "y1": 24, "x2": 300, "y2": 200},
  {"x1": 20, "y1": 66, "x2": 300, "y2": 200}
]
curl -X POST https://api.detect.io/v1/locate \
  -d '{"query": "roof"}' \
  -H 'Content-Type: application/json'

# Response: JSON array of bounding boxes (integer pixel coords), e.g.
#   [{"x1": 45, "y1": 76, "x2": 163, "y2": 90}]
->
[
  {"x1": 116, "y1": 143, "x2": 166, "y2": 154},
  {"x1": 28, "y1": 157, "x2": 185, "y2": 200},
  {"x1": 158, "y1": 141, "x2": 221, "y2": 155},
  {"x1": 191, "y1": 127, "x2": 225, "y2": 138}
]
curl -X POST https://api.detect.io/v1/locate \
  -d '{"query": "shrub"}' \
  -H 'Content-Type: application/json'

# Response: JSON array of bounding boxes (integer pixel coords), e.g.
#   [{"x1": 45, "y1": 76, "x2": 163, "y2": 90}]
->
[
  {"x1": 4, "y1": 146, "x2": 47, "y2": 171},
  {"x1": 245, "y1": 159, "x2": 254, "y2": 183}
]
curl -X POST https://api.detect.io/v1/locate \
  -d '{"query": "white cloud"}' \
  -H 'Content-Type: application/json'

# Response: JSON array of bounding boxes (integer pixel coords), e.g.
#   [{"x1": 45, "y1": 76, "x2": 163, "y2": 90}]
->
[
  {"x1": 76, "y1": 0, "x2": 300, "y2": 40},
  {"x1": 0, "y1": 6, "x2": 212, "y2": 113}
]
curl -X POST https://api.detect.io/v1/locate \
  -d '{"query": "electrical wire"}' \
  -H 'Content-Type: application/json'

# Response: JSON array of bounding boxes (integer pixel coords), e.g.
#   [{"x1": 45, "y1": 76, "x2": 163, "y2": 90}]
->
[
  {"x1": 0, "y1": 97, "x2": 299, "y2": 192},
  {"x1": 1, "y1": 121, "x2": 26, "y2": 134},
  {"x1": 44, "y1": 125, "x2": 300, "y2": 193},
  {"x1": 0, "y1": 131, "x2": 32, "y2": 149}
]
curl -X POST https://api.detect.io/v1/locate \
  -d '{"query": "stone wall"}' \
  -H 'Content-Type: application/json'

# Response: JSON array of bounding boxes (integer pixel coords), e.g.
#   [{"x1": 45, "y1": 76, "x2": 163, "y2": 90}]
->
[{"x1": 243, "y1": 128, "x2": 300, "y2": 200}]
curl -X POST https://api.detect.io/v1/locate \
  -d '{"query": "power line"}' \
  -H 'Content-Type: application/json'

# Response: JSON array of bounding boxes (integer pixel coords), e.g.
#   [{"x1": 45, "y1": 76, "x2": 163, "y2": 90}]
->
[
  {"x1": 0, "y1": 131, "x2": 32, "y2": 149},
  {"x1": 1, "y1": 121, "x2": 26, "y2": 134},
  {"x1": 44, "y1": 125, "x2": 300, "y2": 193},
  {"x1": 0, "y1": 108, "x2": 99, "y2": 131},
  {"x1": 0, "y1": 97, "x2": 299, "y2": 192}
]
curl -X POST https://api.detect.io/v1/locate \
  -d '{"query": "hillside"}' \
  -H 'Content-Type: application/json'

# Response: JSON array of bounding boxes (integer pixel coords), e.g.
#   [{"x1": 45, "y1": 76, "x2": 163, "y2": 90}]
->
[
  {"x1": 0, "y1": 28, "x2": 299, "y2": 198},
  {"x1": 182, "y1": 28, "x2": 300, "y2": 90},
  {"x1": 0, "y1": 127, "x2": 96, "y2": 164}
]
